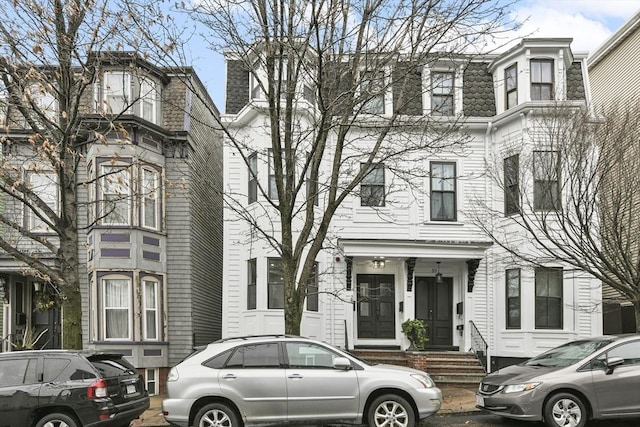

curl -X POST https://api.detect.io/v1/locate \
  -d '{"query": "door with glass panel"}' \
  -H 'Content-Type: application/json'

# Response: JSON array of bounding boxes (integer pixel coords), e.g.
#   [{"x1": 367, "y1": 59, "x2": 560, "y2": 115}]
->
[{"x1": 357, "y1": 275, "x2": 395, "y2": 339}]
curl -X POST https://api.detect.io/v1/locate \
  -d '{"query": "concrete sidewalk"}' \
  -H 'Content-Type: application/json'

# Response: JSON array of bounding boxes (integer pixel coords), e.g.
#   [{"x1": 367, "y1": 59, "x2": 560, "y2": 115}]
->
[{"x1": 131, "y1": 386, "x2": 480, "y2": 426}]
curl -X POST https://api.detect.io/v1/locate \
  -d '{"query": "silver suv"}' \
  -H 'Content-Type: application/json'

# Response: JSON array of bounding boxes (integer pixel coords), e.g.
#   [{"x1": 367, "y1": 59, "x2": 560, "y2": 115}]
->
[{"x1": 162, "y1": 335, "x2": 442, "y2": 427}]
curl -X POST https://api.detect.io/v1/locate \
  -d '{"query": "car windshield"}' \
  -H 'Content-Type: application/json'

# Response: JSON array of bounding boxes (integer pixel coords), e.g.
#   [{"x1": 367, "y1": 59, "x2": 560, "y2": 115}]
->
[{"x1": 524, "y1": 339, "x2": 614, "y2": 368}]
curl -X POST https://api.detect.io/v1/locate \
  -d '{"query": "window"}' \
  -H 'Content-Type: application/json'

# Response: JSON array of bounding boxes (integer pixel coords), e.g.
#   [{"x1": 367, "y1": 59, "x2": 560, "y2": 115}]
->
[
  {"x1": 505, "y1": 64, "x2": 518, "y2": 109},
  {"x1": 31, "y1": 85, "x2": 58, "y2": 123},
  {"x1": 100, "y1": 164, "x2": 131, "y2": 225},
  {"x1": 143, "y1": 279, "x2": 159, "y2": 340},
  {"x1": 431, "y1": 71, "x2": 454, "y2": 115},
  {"x1": 268, "y1": 258, "x2": 284, "y2": 309},
  {"x1": 285, "y1": 342, "x2": 337, "y2": 369},
  {"x1": 247, "y1": 259, "x2": 256, "y2": 310},
  {"x1": 103, "y1": 71, "x2": 131, "y2": 114},
  {"x1": 430, "y1": 162, "x2": 456, "y2": 221},
  {"x1": 306, "y1": 263, "x2": 318, "y2": 312},
  {"x1": 604, "y1": 341, "x2": 640, "y2": 366},
  {"x1": 0, "y1": 358, "x2": 37, "y2": 387},
  {"x1": 141, "y1": 167, "x2": 160, "y2": 230},
  {"x1": 140, "y1": 78, "x2": 158, "y2": 123},
  {"x1": 268, "y1": 149, "x2": 278, "y2": 200},
  {"x1": 103, "y1": 277, "x2": 131, "y2": 340},
  {"x1": 361, "y1": 70, "x2": 385, "y2": 114},
  {"x1": 27, "y1": 171, "x2": 58, "y2": 232},
  {"x1": 506, "y1": 269, "x2": 521, "y2": 329},
  {"x1": 504, "y1": 155, "x2": 519, "y2": 215},
  {"x1": 251, "y1": 73, "x2": 262, "y2": 99},
  {"x1": 531, "y1": 59, "x2": 554, "y2": 101},
  {"x1": 226, "y1": 343, "x2": 280, "y2": 368},
  {"x1": 361, "y1": 163, "x2": 385, "y2": 207},
  {"x1": 248, "y1": 153, "x2": 258, "y2": 204},
  {"x1": 145, "y1": 369, "x2": 158, "y2": 396},
  {"x1": 533, "y1": 151, "x2": 560, "y2": 211},
  {"x1": 535, "y1": 267, "x2": 563, "y2": 329}
]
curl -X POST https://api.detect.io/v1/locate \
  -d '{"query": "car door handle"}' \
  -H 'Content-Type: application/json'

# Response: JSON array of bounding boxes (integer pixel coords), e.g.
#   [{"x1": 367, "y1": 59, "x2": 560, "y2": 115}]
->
[
  {"x1": 288, "y1": 373, "x2": 303, "y2": 379},
  {"x1": 222, "y1": 374, "x2": 237, "y2": 380}
]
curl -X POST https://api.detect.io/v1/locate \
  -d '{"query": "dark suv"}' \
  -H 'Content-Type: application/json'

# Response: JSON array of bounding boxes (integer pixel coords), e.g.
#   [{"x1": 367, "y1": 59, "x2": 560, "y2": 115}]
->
[{"x1": 0, "y1": 350, "x2": 149, "y2": 427}]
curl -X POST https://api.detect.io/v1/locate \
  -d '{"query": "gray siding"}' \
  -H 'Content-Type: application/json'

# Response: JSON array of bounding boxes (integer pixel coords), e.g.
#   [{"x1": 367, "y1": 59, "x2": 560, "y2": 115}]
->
[
  {"x1": 462, "y1": 62, "x2": 496, "y2": 117},
  {"x1": 393, "y1": 62, "x2": 423, "y2": 115},
  {"x1": 566, "y1": 62, "x2": 586, "y2": 100},
  {"x1": 225, "y1": 60, "x2": 250, "y2": 114}
]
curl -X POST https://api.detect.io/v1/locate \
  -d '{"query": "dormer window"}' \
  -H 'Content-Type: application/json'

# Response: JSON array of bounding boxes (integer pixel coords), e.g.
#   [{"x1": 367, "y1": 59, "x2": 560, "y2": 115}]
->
[
  {"x1": 431, "y1": 71, "x2": 454, "y2": 115},
  {"x1": 531, "y1": 59, "x2": 554, "y2": 101},
  {"x1": 361, "y1": 70, "x2": 385, "y2": 115},
  {"x1": 99, "y1": 71, "x2": 160, "y2": 124},
  {"x1": 505, "y1": 64, "x2": 518, "y2": 109}
]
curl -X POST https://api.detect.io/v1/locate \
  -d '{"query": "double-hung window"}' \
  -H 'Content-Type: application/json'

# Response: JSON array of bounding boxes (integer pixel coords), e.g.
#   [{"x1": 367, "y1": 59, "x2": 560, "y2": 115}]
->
[
  {"x1": 141, "y1": 167, "x2": 160, "y2": 230},
  {"x1": 535, "y1": 267, "x2": 563, "y2": 329},
  {"x1": 140, "y1": 78, "x2": 158, "y2": 123},
  {"x1": 531, "y1": 59, "x2": 554, "y2": 100},
  {"x1": 504, "y1": 155, "x2": 519, "y2": 215},
  {"x1": 268, "y1": 258, "x2": 284, "y2": 309},
  {"x1": 100, "y1": 164, "x2": 131, "y2": 225},
  {"x1": 103, "y1": 72, "x2": 131, "y2": 114},
  {"x1": 506, "y1": 269, "x2": 521, "y2": 329},
  {"x1": 248, "y1": 153, "x2": 258, "y2": 204},
  {"x1": 361, "y1": 70, "x2": 385, "y2": 115},
  {"x1": 431, "y1": 71, "x2": 454, "y2": 115},
  {"x1": 142, "y1": 278, "x2": 159, "y2": 340},
  {"x1": 533, "y1": 151, "x2": 560, "y2": 211},
  {"x1": 103, "y1": 277, "x2": 131, "y2": 340},
  {"x1": 268, "y1": 150, "x2": 278, "y2": 200},
  {"x1": 360, "y1": 163, "x2": 385, "y2": 207},
  {"x1": 306, "y1": 262, "x2": 319, "y2": 312},
  {"x1": 27, "y1": 170, "x2": 58, "y2": 232},
  {"x1": 505, "y1": 64, "x2": 518, "y2": 109},
  {"x1": 430, "y1": 162, "x2": 456, "y2": 221},
  {"x1": 247, "y1": 259, "x2": 257, "y2": 310}
]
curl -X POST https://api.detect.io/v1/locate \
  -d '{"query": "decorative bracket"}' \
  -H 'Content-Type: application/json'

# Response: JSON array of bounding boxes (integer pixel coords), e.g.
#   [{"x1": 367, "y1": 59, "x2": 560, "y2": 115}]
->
[
  {"x1": 406, "y1": 257, "x2": 416, "y2": 292},
  {"x1": 345, "y1": 256, "x2": 353, "y2": 290},
  {"x1": 467, "y1": 258, "x2": 481, "y2": 292}
]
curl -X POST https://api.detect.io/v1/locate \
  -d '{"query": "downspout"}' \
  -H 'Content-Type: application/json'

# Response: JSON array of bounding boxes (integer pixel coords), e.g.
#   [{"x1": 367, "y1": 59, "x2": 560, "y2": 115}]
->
[{"x1": 484, "y1": 120, "x2": 493, "y2": 371}]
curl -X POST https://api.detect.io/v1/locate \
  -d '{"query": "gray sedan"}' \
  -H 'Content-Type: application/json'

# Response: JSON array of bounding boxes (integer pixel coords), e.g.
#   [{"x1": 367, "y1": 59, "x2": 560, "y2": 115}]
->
[{"x1": 476, "y1": 334, "x2": 640, "y2": 427}]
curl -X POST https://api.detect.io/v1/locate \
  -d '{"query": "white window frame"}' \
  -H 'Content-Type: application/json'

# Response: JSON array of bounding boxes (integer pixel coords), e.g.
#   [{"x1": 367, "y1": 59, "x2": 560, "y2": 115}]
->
[
  {"x1": 140, "y1": 78, "x2": 158, "y2": 124},
  {"x1": 27, "y1": 170, "x2": 58, "y2": 232},
  {"x1": 145, "y1": 368, "x2": 158, "y2": 396},
  {"x1": 142, "y1": 278, "x2": 160, "y2": 341},
  {"x1": 102, "y1": 277, "x2": 132, "y2": 340},
  {"x1": 360, "y1": 70, "x2": 386, "y2": 115},
  {"x1": 100, "y1": 164, "x2": 131, "y2": 225},
  {"x1": 102, "y1": 71, "x2": 132, "y2": 115},
  {"x1": 141, "y1": 167, "x2": 160, "y2": 230}
]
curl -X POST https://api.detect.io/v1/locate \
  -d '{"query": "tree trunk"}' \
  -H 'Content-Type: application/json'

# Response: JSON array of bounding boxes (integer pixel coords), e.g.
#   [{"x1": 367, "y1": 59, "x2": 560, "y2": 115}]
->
[{"x1": 634, "y1": 299, "x2": 640, "y2": 334}]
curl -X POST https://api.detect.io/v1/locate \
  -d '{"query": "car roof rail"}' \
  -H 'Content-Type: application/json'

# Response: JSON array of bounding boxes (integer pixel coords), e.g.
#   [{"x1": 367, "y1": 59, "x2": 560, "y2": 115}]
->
[{"x1": 213, "y1": 334, "x2": 306, "y2": 343}]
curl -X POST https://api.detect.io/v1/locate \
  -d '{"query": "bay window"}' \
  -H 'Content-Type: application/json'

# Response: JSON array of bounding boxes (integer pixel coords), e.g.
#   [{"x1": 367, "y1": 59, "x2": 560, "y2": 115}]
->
[
  {"x1": 100, "y1": 164, "x2": 131, "y2": 225},
  {"x1": 103, "y1": 277, "x2": 131, "y2": 340},
  {"x1": 143, "y1": 279, "x2": 159, "y2": 340},
  {"x1": 27, "y1": 170, "x2": 58, "y2": 232},
  {"x1": 141, "y1": 167, "x2": 160, "y2": 230}
]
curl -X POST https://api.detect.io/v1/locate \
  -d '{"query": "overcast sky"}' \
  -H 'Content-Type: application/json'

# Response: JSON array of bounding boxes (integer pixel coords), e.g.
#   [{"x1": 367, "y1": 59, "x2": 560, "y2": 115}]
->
[{"x1": 191, "y1": 0, "x2": 640, "y2": 109}]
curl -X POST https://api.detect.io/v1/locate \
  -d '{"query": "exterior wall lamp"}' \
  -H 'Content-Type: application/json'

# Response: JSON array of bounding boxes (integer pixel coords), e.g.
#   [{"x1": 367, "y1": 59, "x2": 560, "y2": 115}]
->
[{"x1": 436, "y1": 261, "x2": 443, "y2": 283}]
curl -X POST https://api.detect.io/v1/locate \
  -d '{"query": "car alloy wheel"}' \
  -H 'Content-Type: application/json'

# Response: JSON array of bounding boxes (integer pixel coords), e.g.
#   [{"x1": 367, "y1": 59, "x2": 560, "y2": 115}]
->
[
  {"x1": 36, "y1": 413, "x2": 78, "y2": 427},
  {"x1": 195, "y1": 403, "x2": 239, "y2": 427},
  {"x1": 544, "y1": 392, "x2": 587, "y2": 427},
  {"x1": 368, "y1": 394, "x2": 415, "y2": 427}
]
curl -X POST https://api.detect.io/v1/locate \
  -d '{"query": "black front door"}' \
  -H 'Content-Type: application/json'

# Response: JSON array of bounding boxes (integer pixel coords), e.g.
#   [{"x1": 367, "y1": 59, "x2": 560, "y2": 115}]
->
[
  {"x1": 357, "y1": 275, "x2": 395, "y2": 339},
  {"x1": 415, "y1": 276, "x2": 453, "y2": 348}
]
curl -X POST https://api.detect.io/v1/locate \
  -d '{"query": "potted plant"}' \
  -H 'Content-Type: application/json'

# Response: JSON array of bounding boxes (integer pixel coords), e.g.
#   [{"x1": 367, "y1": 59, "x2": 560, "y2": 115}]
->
[{"x1": 401, "y1": 319, "x2": 428, "y2": 351}]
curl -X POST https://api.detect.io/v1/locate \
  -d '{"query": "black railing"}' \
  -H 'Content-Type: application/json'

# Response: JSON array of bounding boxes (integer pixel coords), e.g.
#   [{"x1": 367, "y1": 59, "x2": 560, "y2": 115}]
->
[{"x1": 469, "y1": 320, "x2": 488, "y2": 372}]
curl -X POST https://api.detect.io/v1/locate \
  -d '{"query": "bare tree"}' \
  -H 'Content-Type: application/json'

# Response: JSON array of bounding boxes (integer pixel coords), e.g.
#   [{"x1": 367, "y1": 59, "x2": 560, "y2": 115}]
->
[
  {"x1": 471, "y1": 103, "x2": 640, "y2": 333},
  {"x1": 0, "y1": 0, "x2": 162, "y2": 348}
]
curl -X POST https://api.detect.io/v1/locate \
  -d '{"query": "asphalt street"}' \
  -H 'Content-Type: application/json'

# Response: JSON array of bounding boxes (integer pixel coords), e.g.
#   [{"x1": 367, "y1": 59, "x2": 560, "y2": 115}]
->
[{"x1": 421, "y1": 413, "x2": 640, "y2": 426}]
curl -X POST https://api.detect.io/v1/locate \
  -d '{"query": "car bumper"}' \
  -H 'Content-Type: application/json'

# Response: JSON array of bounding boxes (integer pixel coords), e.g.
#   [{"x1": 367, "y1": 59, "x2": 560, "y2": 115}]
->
[
  {"x1": 162, "y1": 398, "x2": 196, "y2": 427},
  {"x1": 84, "y1": 395, "x2": 150, "y2": 427},
  {"x1": 414, "y1": 387, "x2": 443, "y2": 419},
  {"x1": 476, "y1": 391, "x2": 543, "y2": 421}
]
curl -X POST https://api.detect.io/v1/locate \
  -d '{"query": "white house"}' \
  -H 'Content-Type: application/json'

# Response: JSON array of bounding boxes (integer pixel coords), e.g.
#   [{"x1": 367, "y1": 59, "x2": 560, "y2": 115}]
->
[{"x1": 221, "y1": 38, "x2": 602, "y2": 370}]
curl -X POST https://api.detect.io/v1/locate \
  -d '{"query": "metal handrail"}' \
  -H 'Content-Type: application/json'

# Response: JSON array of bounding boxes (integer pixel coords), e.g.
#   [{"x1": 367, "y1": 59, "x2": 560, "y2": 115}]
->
[{"x1": 469, "y1": 320, "x2": 488, "y2": 372}]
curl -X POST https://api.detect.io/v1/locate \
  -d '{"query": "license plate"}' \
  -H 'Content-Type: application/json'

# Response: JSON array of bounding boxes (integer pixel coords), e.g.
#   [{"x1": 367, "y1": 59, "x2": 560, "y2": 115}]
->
[
  {"x1": 476, "y1": 395, "x2": 484, "y2": 407},
  {"x1": 126, "y1": 384, "x2": 136, "y2": 395}
]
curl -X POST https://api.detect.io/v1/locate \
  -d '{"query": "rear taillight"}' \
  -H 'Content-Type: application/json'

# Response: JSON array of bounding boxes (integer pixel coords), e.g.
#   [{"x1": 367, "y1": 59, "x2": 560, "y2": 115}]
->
[{"x1": 87, "y1": 378, "x2": 108, "y2": 399}]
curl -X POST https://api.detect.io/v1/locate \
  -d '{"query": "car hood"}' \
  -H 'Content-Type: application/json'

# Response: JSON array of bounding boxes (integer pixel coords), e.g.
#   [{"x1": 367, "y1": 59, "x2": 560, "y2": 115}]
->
[
  {"x1": 483, "y1": 363, "x2": 559, "y2": 385},
  {"x1": 366, "y1": 363, "x2": 429, "y2": 376}
]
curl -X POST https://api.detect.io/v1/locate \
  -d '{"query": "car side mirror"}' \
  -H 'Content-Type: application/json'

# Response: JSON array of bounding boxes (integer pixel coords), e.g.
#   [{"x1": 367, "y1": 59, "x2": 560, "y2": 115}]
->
[
  {"x1": 333, "y1": 357, "x2": 352, "y2": 370},
  {"x1": 605, "y1": 356, "x2": 624, "y2": 375}
]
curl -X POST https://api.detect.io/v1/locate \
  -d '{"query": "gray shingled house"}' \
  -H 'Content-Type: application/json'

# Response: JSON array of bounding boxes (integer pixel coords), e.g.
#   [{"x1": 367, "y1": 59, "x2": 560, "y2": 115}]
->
[{"x1": 0, "y1": 53, "x2": 223, "y2": 395}]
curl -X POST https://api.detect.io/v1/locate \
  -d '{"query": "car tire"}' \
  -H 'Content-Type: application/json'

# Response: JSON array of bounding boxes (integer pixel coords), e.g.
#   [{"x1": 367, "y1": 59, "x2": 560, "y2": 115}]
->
[
  {"x1": 35, "y1": 413, "x2": 78, "y2": 427},
  {"x1": 544, "y1": 392, "x2": 588, "y2": 427},
  {"x1": 194, "y1": 402, "x2": 240, "y2": 427},
  {"x1": 367, "y1": 394, "x2": 415, "y2": 427}
]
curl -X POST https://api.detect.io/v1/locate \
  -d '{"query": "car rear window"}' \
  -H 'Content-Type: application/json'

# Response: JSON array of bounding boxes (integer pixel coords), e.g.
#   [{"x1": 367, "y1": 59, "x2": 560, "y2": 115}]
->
[
  {"x1": 88, "y1": 354, "x2": 137, "y2": 377},
  {"x1": 203, "y1": 349, "x2": 234, "y2": 369}
]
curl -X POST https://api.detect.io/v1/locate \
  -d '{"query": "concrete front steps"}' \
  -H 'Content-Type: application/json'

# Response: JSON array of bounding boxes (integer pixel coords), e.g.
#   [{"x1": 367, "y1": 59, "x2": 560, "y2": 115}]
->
[{"x1": 350, "y1": 349, "x2": 485, "y2": 387}]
